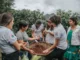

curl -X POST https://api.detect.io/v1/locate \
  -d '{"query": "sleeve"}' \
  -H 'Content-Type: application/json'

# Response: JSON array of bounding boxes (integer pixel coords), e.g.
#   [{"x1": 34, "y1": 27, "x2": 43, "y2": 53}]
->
[
  {"x1": 16, "y1": 32, "x2": 23, "y2": 40},
  {"x1": 23, "y1": 32, "x2": 29, "y2": 41},
  {"x1": 40, "y1": 24, "x2": 44, "y2": 30},
  {"x1": 31, "y1": 25, "x2": 35, "y2": 31},
  {"x1": 54, "y1": 30, "x2": 61, "y2": 39},
  {"x1": 78, "y1": 29, "x2": 80, "y2": 46},
  {"x1": 5, "y1": 30, "x2": 17, "y2": 44},
  {"x1": 78, "y1": 27, "x2": 80, "y2": 51}
]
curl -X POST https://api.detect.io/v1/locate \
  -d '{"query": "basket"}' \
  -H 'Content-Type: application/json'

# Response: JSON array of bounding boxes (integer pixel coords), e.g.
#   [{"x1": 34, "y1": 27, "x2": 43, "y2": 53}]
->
[{"x1": 29, "y1": 42, "x2": 52, "y2": 56}]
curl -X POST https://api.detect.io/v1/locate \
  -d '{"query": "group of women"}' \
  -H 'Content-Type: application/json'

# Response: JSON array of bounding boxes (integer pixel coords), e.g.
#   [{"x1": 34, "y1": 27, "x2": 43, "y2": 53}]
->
[{"x1": 0, "y1": 13, "x2": 80, "y2": 60}]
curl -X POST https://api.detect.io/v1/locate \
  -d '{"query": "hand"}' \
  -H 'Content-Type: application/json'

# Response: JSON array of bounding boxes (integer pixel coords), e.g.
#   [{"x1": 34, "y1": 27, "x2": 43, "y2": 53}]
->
[
  {"x1": 23, "y1": 42, "x2": 27, "y2": 46},
  {"x1": 19, "y1": 43, "x2": 23, "y2": 47},
  {"x1": 22, "y1": 42, "x2": 27, "y2": 47},
  {"x1": 44, "y1": 30, "x2": 48, "y2": 33},
  {"x1": 45, "y1": 30, "x2": 51, "y2": 34},
  {"x1": 29, "y1": 50, "x2": 35, "y2": 55},
  {"x1": 43, "y1": 49, "x2": 50, "y2": 54},
  {"x1": 47, "y1": 30, "x2": 51, "y2": 33},
  {"x1": 35, "y1": 36, "x2": 40, "y2": 40}
]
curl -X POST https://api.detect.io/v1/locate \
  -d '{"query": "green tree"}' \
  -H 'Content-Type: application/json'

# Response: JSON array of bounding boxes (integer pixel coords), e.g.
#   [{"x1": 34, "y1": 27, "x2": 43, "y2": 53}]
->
[
  {"x1": 0, "y1": 0, "x2": 14, "y2": 13},
  {"x1": 11, "y1": 9, "x2": 45, "y2": 34},
  {"x1": 56, "y1": 9, "x2": 72, "y2": 31}
]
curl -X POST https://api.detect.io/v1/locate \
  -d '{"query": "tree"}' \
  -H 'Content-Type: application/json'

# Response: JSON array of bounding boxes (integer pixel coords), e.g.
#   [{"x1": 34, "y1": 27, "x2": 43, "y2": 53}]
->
[
  {"x1": 56, "y1": 9, "x2": 72, "y2": 31},
  {"x1": 45, "y1": 9, "x2": 80, "y2": 31},
  {"x1": 11, "y1": 9, "x2": 45, "y2": 34},
  {"x1": 0, "y1": 0, "x2": 14, "y2": 13}
]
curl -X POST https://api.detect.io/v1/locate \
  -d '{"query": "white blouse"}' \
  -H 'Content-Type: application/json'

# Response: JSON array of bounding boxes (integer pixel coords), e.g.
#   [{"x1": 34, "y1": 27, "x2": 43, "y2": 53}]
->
[
  {"x1": 45, "y1": 29, "x2": 55, "y2": 44},
  {"x1": 31, "y1": 24, "x2": 44, "y2": 38},
  {"x1": 67, "y1": 25, "x2": 80, "y2": 45}
]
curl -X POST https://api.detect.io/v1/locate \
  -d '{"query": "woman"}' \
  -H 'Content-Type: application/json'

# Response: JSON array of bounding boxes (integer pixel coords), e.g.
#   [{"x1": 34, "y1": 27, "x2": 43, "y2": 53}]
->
[
  {"x1": 31, "y1": 20, "x2": 44, "y2": 42},
  {"x1": 16, "y1": 20, "x2": 40, "y2": 60},
  {"x1": 44, "y1": 20, "x2": 55, "y2": 44},
  {"x1": 0, "y1": 13, "x2": 33, "y2": 60},
  {"x1": 64, "y1": 17, "x2": 80, "y2": 60},
  {"x1": 43, "y1": 15, "x2": 67, "y2": 60},
  {"x1": 16, "y1": 20, "x2": 40, "y2": 43}
]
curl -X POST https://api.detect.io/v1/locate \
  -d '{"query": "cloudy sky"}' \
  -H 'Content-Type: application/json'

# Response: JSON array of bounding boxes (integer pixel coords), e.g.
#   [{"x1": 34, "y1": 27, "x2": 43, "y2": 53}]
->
[{"x1": 14, "y1": 0, "x2": 80, "y2": 14}]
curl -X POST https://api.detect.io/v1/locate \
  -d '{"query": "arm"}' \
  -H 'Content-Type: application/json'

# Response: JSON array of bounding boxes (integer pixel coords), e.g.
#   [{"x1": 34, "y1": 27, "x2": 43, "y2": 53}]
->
[
  {"x1": 31, "y1": 25, "x2": 36, "y2": 38},
  {"x1": 43, "y1": 38, "x2": 59, "y2": 54},
  {"x1": 48, "y1": 31, "x2": 54, "y2": 36},
  {"x1": 48, "y1": 38, "x2": 59, "y2": 51},
  {"x1": 17, "y1": 40, "x2": 24, "y2": 43},
  {"x1": 43, "y1": 29, "x2": 54, "y2": 36},
  {"x1": 41, "y1": 29, "x2": 45, "y2": 41},
  {"x1": 13, "y1": 41, "x2": 23, "y2": 51},
  {"x1": 5, "y1": 30, "x2": 23, "y2": 51},
  {"x1": 16, "y1": 39, "x2": 30, "y2": 51},
  {"x1": 23, "y1": 32, "x2": 40, "y2": 41},
  {"x1": 21, "y1": 43, "x2": 35, "y2": 54},
  {"x1": 28, "y1": 37, "x2": 39, "y2": 41},
  {"x1": 31, "y1": 30, "x2": 35, "y2": 38},
  {"x1": 43, "y1": 30, "x2": 61, "y2": 53},
  {"x1": 78, "y1": 29, "x2": 80, "y2": 53},
  {"x1": 21, "y1": 44, "x2": 30, "y2": 52}
]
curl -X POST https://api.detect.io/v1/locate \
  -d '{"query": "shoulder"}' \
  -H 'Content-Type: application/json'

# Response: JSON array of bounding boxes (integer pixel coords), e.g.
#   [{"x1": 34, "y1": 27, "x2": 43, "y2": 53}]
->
[
  {"x1": 53, "y1": 27, "x2": 59, "y2": 34},
  {"x1": 56, "y1": 24, "x2": 63, "y2": 32},
  {"x1": 40, "y1": 24, "x2": 44, "y2": 30},
  {"x1": 76, "y1": 25, "x2": 80, "y2": 29},
  {"x1": 24, "y1": 31, "x2": 27, "y2": 34},
  {"x1": 16, "y1": 31, "x2": 21, "y2": 34},
  {"x1": 0, "y1": 27, "x2": 13, "y2": 37},
  {"x1": 4, "y1": 28, "x2": 13, "y2": 35},
  {"x1": 75, "y1": 25, "x2": 80, "y2": 32},
  {"x1": 57, "y1": 24, "x2": 66, "y2": 34},
  {"x1": 31, "y1": 24, "x2": 35, "y2": 30},
  {"x1": 41, "y1": 24, "x2": 44, "y2": 26},
  {"x1": 41, "y1": 24, "x2": 44, "y2": 27},
  {"x1": 32, "y1": 24, "x2": 35, "y2": 27},
  {"x1": 16, "y1": 31, "x2": 22, "y2": 36}
]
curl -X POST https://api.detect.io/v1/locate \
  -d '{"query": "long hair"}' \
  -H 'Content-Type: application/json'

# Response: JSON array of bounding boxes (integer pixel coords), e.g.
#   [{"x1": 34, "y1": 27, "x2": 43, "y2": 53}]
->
[
  {"x1": 46, "y1": 24, "x2": 54, "y2": 31},
  {"x1": 0, "y1": 13, "x2": 13, "y2": 26},
  {"x1": 50, "y1": 15, "x2": 61, "y2": 26}
]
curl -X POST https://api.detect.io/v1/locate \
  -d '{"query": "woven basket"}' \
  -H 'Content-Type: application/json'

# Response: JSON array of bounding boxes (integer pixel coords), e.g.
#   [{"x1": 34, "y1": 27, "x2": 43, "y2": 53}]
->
[{"x1": 29, "y1": 42, "x2": 52, "y2": 56}]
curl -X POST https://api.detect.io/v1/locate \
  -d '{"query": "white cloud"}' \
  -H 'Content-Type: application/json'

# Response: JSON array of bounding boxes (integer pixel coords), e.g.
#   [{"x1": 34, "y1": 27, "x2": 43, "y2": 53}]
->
[{"x1": 14, "y1": 0, "x2": 80, "y2": 13}]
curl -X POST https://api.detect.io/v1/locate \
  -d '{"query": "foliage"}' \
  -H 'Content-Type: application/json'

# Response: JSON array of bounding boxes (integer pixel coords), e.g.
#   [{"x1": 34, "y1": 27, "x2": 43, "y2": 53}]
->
[
  {"x1": 0, "y1": 0, "x2": 14, "y2": 13},
  {"x1": 56, "y1": 9, "x2": 72, "y2": 30},
  {"x1": 0, "y1": 0, "x2": 80, "y2": 33},
  {"x1": 44, "y1": 9, "x2": 80, "y2": 31},
  {"x1": 11, "y1": 9, "x2": 45, "y2": 34},
  {"x1": 56, "y1": 9, "x2": 80, "y2": 31}
]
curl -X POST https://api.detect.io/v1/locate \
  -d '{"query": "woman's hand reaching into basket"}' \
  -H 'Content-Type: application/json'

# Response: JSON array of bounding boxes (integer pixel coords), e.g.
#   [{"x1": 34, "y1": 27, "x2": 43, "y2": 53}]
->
[
  {"x1": 35, "y1": 36, "x2": 40, "y2": 40},
  {"x1": 43, "y1": 48, "x2": 50, "y2": 54},
  {"x1": 29, "y1": 49, "x2": 35, "y2": 55}
]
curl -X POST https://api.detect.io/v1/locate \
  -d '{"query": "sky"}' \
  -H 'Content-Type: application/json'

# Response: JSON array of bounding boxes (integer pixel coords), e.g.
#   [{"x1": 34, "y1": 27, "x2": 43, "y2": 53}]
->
[{"x1": 14, "y1": 0, "x2": 80, "y2": 14}]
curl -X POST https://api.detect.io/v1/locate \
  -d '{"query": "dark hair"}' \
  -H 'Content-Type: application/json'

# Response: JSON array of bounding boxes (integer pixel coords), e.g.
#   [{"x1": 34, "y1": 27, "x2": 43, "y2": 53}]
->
[
  {"x1": 36, "y1": 20, "x2": 42, "y2": 25},
  {"x1": 46, "y1": 24, "x2": 54, "y2": 31},
  {"x1": 0, "y1": 13, "x2": 13, "y2": 26},
  {"x1": 19, "y1": 20, "x2": 28, "y2": 29},
  {"x1": 49, "y1": 15, "x2": 61, "y2": 26},
  {"x1": 35, "y1": 20, "x2": 42, "y2": 29},
  {"x1": 70, "y1": 17, "x2": 78, "y2": 25}
]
